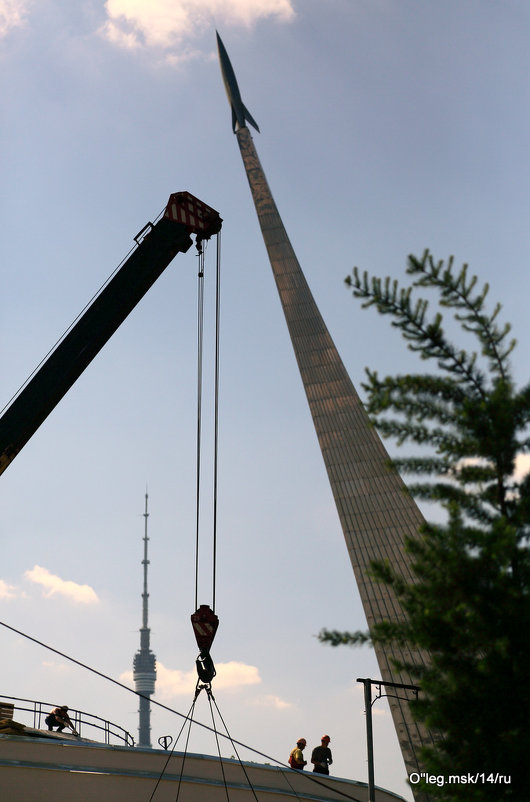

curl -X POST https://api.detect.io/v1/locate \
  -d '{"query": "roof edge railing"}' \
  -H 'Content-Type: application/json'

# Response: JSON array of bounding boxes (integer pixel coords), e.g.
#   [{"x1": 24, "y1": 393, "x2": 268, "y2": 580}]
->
[{"x1": 0, "y1": 695, "x2": 135, "y2": 747}]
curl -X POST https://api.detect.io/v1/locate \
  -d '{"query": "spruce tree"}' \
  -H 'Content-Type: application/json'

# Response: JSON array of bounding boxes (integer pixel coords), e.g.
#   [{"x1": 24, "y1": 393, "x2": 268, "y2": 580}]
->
[{"x1": 320, "y1": 251, "x2": 530, "y2": 800}]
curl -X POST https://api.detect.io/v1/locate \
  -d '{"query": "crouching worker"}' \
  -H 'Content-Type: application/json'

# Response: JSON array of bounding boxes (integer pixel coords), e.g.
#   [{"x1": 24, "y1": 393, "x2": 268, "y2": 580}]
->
[
  {"x1": 311, "y1": 734, "x2": 332, "y2": 774},
  {"x1": 45, "y1": 705, "x2": 78, "y2": 736},
  {"x1": 289, "y1": 737, "x2": 307, "y2": 770}
]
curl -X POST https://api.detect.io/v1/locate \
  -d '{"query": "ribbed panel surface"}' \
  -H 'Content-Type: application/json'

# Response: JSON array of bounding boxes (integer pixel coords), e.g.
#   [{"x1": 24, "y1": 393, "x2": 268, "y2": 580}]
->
[{"x1": 236, "y1": 125, "x2": 434, "y2": 791}]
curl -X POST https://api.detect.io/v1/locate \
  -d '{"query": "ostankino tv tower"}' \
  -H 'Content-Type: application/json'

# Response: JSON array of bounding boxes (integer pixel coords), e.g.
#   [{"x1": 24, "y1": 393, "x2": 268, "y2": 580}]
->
[{"x1": 133, "y1": 492, "x2": 157, "y2": 747}]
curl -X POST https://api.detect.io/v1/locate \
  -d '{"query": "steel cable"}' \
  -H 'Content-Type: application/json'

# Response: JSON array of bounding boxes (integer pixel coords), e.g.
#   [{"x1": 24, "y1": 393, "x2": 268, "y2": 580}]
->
[
  {"x1": 194, "y1": 246, "x2": 205, "y2": 611},
  {"x1": 212, "y1": 232, "x2": 221, "y2": 612},
  {"x1": 0, "y1": 621, "x2": 363, "y2": 801}
]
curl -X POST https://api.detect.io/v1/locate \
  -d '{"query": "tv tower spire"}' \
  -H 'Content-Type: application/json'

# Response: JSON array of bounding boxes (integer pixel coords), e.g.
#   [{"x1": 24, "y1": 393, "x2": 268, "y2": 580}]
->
[{"x1": 133, "y1": 491, "x2": 157, "y2": 747}]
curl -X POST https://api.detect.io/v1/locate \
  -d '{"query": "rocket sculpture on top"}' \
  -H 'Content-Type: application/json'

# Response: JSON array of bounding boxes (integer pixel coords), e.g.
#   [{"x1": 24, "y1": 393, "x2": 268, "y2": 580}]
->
[
  {"x1": 216, "y1": 31, "x2": 434, "y2": 793},
  {"x1": 216, "y1": 32, "x2": 260, "y2": 134}
]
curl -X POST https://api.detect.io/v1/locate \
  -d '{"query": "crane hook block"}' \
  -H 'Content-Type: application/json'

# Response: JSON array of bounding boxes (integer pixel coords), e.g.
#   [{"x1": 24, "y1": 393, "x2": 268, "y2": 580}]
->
[
  {"x1": 191, "y1": 605, "x2": 219, "y2": 652},
  {"x1": 196, "y1": 650, "x2": 216, "y2": 684}
]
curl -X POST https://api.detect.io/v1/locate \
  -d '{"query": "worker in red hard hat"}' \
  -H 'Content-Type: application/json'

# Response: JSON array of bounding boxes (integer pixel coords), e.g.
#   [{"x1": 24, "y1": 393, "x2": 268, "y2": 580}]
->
[
  {"x1": 288, "y1": 737, "x2": 307, "y2": 770},
  {"x1": 311, "y1": 734, "x2": 333, "y2": 775}
]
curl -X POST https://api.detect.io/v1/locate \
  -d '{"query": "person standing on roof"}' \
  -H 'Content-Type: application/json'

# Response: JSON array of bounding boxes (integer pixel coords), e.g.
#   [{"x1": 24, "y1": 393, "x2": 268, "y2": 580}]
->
[
  {"x1": 45, "y1": 705, "x2": 78, "y2": 736},
  {"x1": 311, "y1": 734, "x2": 333, "y2": 774},
  {"x1": 289, "y1": 737, "x2": 307, "y2": 770}
]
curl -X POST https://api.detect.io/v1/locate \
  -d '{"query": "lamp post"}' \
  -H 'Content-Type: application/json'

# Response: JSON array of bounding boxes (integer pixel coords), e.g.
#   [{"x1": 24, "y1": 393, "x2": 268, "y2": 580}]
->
[{"x1": 357, "y1": 678, "x2": 420, "y2": 802}]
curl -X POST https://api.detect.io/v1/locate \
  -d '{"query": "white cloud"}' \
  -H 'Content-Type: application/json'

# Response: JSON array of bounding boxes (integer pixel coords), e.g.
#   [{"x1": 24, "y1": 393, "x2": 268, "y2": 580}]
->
[
  {"x1": 120, "y1": 659, "x2": 261, "y2": 699},
  {"x1": 101, "y1": 0, "x2": 295, "y2": 56},
  {"x1": 149, "y1": 663, "x2": 196, "y2": 697},
  {"x1": 514, "y1": 454, "x2": 530, "y2": 482},
  {"x1": 253, "y1": 694, "x2": 293, "y2": 710},
  {"x1": 0, "y1": 579, "x2": 17, "y2": 600},
  {"x1": 0, "y1": 0, "x2": 27, "y2": 37},
  {"x1": 215, "y1": 660, "x2": 261, "y2": 690},
  {"x1": 100, "y1": 19, "x2": 141, "y2": 50},
  {"x1": 41, "y1": 660, "x2": 70, "y2": 673},
  {"x1": 24, "y1": 565, "x2": 99, "y2": 605},
  {"x1": 452, "y1": 454, "x2": 530, "y2": 485}
]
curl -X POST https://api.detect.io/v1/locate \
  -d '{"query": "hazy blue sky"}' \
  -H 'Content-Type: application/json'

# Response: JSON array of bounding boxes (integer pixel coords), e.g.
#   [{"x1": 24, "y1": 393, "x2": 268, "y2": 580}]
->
[{"x1": 1, "y1": 2, "x2": 529, "y2": 800}]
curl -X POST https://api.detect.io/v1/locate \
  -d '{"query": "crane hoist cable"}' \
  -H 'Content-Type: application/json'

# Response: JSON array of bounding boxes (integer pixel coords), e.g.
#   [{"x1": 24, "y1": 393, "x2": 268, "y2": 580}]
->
[
  {"x1": 194, "y1": 243, "x2": 205, "y2": 614},
  {"x1": 193, "y1": 233, "x2": 222, "y2": 613},
  {"x1": 191, "y1": 233, "x2": 222, "y2": 686},
  {"x1": 212, "y1": 231, "x2": 221, "y2": 613},
  {"x1": 152, "y1": 237, "x2": 312, "y2": 802}
]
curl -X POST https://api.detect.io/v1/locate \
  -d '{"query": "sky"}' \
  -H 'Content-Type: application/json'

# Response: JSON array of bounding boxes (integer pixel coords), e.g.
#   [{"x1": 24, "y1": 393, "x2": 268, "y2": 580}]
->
[{"x1": 1, "y1": 1, "x2": 529, "y2": 800}]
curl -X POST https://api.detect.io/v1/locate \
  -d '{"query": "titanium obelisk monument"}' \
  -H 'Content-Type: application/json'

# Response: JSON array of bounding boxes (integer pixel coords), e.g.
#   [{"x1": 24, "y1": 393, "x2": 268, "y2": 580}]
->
[{"x1": 217, "y1": 32, "x2": 434, "y2": 788}]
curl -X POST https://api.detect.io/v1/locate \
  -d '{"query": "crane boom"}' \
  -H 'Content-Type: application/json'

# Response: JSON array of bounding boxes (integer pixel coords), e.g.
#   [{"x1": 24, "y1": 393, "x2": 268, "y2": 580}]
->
[{"x1": 0, "y1": 191, "x2": 222, "y2": 476}]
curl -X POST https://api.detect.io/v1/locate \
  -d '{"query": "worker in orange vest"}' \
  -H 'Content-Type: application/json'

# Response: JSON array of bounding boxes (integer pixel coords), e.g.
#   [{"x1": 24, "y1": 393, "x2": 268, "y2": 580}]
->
[{"x1": 289, "y1": 737, "x2": 307, "y2": 769}]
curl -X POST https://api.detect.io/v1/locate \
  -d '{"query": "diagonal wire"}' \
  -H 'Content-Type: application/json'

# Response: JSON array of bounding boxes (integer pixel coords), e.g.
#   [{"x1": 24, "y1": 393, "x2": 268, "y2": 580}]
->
[
  {"x1": 0, "y1": 620, "x2": 363, "y2": 801},
  {"x1": 0, "y1": 206, "x2": 167, "y2": 418}
]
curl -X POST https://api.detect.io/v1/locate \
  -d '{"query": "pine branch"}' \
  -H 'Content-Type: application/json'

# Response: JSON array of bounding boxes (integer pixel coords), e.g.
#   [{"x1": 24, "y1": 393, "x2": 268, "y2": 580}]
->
[
  {"x1": 347, "y1": 264, "x2": 488, "y2": 397},
  {"x1": 407, "y1": 482, "x2": 497, "y2": 524},
  {"x1": 406, "y1": 251, "x2": 516, "y2": 380},
  {"x1": 391, "y1": 456, "x2": 452, "y2": 476},
  {"x1": 362, "y1": 373, "x2": 463, "y2": 427},
  {"x1": 373, "y1": 418, "x2": 470, "y2": 455},
  {"x1": 336, "y1": 252, "x2": 530, "y2": 787},
  {"x1": 317, "y1": 628, "x2": 372, "y2": 647}
]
